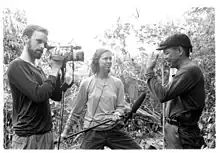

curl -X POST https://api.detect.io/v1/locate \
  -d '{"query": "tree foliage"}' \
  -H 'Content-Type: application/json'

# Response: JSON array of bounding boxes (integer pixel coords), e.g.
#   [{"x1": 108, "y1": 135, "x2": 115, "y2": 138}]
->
[
  {"x1": 3, "y1": 8, "x2": 27, "y2": 149},
  {"x1": 96, "y1": 7, "x2": 215, "y2": 149},
  {"x1": 3, "y1": 7, "x2": 215, "y2": 149},
  {"x1": 3, "y1": 8, "x2": 27, "y2": 64}
]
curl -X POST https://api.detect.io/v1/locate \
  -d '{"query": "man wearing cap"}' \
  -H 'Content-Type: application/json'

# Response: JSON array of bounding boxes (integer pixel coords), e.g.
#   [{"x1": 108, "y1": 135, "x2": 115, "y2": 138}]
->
[{"x1": 145, "y1": 33, "x2": 205, "y2": 149}]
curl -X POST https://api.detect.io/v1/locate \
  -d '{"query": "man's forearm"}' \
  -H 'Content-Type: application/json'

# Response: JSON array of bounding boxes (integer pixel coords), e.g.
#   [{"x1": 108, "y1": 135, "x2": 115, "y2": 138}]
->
[{"x1": 145, "y1": 69, "x2": 167, "y2": 103}]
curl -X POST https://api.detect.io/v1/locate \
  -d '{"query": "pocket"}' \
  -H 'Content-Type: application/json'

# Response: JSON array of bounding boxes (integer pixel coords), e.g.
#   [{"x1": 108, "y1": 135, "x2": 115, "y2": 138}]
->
[
  {"x1": 178, "y1": 126, "x2": 204, "y2": 149},
  {"x1": 12, "y1": 134, "x2": 28, "y2": 149},
  {"x1": 164, "y1": 123, "x2": 182, "y2": 149}
]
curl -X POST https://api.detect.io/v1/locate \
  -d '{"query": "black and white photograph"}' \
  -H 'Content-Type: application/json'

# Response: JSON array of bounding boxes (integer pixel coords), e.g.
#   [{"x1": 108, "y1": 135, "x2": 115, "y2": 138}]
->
[{"x1": 1, "y1": 0, "x2": 216, "y2": 150}]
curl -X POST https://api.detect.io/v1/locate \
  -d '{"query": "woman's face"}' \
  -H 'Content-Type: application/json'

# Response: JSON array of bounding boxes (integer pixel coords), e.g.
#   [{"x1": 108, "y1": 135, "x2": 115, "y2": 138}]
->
[{"x1": 98, "y1": 51, "x2": 113, "y2": 73}]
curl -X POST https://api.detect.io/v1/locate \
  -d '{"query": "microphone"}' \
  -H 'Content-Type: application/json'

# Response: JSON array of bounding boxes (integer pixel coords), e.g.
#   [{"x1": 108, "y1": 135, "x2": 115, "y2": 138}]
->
[
  {"x1": 124, "y1": 92, "x2": 146, "y2": 123},
  {"x1": 55, "y1": 93, "x2": 147, "y2": 143}
]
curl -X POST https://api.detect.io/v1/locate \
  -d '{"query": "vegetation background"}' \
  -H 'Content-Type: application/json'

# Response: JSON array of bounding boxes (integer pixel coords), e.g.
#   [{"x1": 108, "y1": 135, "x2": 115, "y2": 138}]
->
[{"x1": 3, "y1": 7, "x2": 215, "y2": 149}]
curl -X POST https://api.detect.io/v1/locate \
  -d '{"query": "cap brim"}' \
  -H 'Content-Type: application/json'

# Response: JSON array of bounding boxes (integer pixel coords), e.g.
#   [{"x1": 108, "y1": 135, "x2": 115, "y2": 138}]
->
[{"x1": 156, "y1": 46, "x2": 167, "y2": 50}]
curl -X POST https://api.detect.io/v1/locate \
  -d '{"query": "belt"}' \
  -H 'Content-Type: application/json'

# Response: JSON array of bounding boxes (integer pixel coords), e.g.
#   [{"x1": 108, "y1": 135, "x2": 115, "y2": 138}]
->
[
  {"x1": 165, "y1": 117, "x2": 197, "y2": 127},
  {"x1": 166, "y1": 118, "x2": 180, "y2": 126}
]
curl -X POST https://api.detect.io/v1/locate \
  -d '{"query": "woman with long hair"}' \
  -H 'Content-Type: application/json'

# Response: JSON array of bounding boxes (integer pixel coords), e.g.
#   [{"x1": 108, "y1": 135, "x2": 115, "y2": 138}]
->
[{"x1": 61, "y1": 48, "x2": 141, "y2": 149}]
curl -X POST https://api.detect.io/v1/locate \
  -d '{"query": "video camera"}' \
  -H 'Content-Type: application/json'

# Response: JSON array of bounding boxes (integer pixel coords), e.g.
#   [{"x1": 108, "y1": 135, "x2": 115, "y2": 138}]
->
[{"x1": 47, "y1": 45, "x2": 84, "y2": 62}]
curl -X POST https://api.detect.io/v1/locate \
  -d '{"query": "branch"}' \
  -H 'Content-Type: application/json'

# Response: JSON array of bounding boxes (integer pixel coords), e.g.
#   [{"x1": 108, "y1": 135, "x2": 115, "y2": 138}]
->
[{"x1": 123, "y1": 70, "x2": 147, "y2": 84}]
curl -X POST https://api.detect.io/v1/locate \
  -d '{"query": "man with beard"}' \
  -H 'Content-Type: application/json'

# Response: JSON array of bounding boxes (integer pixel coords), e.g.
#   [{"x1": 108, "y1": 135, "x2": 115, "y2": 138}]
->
[
  {"x1": 145, "y1": 33, "x2": 205, "y2": 149},
  {"x1": 7, "y1": 25, "x2": 71, "y2": 149}
]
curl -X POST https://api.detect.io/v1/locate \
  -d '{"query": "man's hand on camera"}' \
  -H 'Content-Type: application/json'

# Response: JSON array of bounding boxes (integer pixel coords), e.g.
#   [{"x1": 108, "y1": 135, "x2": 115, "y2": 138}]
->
[
  {"x1": 49, "y1": 47, "x2": 68, "y2": 76},
  {"x1": 51, "y1": 46, "x2": 70, "y2": 61}
]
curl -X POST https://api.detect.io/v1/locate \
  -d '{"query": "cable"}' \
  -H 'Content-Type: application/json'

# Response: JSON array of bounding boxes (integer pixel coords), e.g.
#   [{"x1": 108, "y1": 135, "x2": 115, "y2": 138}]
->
[{"x1": 87, "y1": 77, "x2": 107, "y2": 129}]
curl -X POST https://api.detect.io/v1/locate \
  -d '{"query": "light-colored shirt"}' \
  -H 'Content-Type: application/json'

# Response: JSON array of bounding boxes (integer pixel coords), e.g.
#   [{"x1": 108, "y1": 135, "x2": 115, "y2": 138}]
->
[{"x1": 66, "y1": 75, "x2": 125, "y2": 130}]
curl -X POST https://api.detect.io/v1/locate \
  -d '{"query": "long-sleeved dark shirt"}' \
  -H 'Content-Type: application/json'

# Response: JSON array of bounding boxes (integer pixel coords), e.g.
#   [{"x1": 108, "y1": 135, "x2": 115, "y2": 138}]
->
[
  {"x1": 146, "y1": 61, "x2": 205, "y2": 122},
  {"x1": 7, "y1": 58, "x2": 62, "y2": 136}
]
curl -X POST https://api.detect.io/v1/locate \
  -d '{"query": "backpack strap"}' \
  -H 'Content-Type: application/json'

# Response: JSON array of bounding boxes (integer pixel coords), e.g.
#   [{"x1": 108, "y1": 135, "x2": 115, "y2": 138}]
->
[
  {"x1": 110, "y1": 76, "x2": 119, "y2": 97},
  {"x1": 85, "y1": 75, "x2": 94, "y2": 101}
]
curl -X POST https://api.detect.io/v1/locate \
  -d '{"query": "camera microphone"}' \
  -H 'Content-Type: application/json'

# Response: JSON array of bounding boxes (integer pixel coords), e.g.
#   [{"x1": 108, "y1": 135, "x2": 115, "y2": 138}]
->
[{"x1": 124, "y1": 92, "x2": 146, "y2": 123}]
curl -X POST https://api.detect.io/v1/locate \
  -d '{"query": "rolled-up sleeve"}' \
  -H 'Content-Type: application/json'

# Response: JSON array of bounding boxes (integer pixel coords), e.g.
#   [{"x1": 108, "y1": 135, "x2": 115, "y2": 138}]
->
[
  {"x1": 146, "y1": 67, "x2": 202, "y2": 103},
  {"x1": 7, "y1": 61, "x2": 57, "y2": 103}
]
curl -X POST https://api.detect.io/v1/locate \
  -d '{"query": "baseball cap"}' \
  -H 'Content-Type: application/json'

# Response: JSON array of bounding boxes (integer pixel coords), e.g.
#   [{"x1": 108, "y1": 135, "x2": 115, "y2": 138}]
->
[{"x1": 156, "y1": 33, "x2": 192, "y2": 50}]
